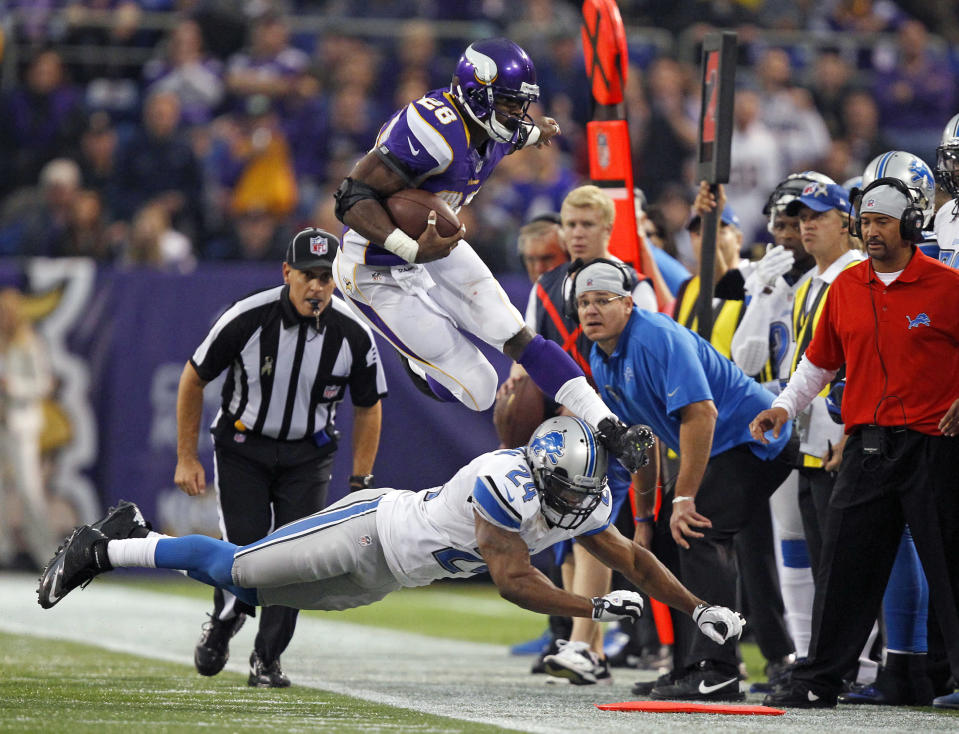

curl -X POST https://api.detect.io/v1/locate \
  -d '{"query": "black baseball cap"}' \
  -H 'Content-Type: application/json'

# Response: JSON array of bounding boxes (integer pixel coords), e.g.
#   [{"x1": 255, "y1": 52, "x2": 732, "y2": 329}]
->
[{"x1": 285, "y1": 227, "x2": 339, "y2": 270}]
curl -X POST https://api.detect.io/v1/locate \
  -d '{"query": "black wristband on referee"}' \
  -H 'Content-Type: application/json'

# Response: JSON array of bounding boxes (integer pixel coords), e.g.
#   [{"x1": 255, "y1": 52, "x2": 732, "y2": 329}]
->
[{"x1": 349, "y1": 474, "x2": 374, "y2": 491}]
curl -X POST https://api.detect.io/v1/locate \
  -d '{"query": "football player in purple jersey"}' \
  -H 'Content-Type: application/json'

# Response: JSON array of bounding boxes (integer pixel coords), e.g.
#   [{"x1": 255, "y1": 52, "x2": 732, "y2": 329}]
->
[{"x1": 332, "y1": 38, "x2": 650, "y2": 472}]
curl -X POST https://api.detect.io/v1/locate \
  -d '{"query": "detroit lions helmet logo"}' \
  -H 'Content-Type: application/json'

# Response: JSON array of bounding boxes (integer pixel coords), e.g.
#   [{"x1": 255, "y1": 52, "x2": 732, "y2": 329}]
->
[
  {"x1": 908, "y1": 159, "x2": 935, "y2": 189},
  {"x1": 529, "y1": 430, "x2": 565, "y2": 465},
  {"x1": 906, "y1": 313, "x2": 931, "y2": 329}
]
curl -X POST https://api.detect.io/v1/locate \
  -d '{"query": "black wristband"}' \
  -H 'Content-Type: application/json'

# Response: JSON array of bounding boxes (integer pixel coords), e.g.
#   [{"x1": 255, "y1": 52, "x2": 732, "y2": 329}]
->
[{"x1": 349, "y1": 474, "x2": 374, "y2": 491}]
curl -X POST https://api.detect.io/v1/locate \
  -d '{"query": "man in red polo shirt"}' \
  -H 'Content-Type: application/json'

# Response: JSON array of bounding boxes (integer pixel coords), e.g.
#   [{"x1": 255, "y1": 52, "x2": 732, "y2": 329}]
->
[{"x1": 748, "y1": 179, "x2": 959, "y2": 708}]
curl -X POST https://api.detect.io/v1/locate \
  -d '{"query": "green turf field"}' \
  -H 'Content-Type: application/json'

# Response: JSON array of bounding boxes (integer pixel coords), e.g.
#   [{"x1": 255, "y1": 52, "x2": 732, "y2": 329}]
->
[
  {"x1": 5, "y1": 573, "x2": 955, "y2": 733},
  {"x1": 0, "y1": 630, "x2": 516, "y2": 733}
]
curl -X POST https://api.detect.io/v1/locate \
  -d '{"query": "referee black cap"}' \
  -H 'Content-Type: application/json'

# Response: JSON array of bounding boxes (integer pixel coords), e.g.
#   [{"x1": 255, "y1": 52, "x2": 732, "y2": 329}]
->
[{"x1": 286, "y1": 227, "x2": 339, "y2": 270}]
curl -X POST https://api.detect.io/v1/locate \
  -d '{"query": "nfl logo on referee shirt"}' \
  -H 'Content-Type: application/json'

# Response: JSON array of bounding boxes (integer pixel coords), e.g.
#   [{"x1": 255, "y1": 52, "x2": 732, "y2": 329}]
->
[{"x1": 310, "y1": 235, "x2": 328, "y2": 256}]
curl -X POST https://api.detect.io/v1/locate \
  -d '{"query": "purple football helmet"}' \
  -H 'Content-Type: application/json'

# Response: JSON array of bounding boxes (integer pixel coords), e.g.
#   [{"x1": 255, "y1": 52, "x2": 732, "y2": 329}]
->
[{"x1": 451, "y1": 38, "x2": 540, "y2": 150}]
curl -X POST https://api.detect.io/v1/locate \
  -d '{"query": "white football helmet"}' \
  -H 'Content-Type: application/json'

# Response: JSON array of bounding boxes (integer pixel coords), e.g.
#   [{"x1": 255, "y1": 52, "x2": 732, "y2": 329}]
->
[
  {"x1": 936, "y1": 113, "x2": 959, "y2": 200},
  {"x1": 525, "y1": 416, "x2": 608, "y2": 530},
  {"x1": 862, "y1": 151, "x2": 936, "y2": 227},
  {"x1": 763, "y1": 171, "x2": 836, "y2": 233}
]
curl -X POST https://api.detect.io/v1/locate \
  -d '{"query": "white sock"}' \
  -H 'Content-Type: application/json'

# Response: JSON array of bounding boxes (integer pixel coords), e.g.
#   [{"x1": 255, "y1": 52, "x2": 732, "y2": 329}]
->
[
  {"x1": 857, "y1": 622, "x2": 880, "y2": 684},
  {"x1": 554, "y1": 377, "x2": 615, "y2": 428},
  {"x1": 779, "y1": 564, "x2": 814, "y2": 658},
  {"x1": 107, "y1": 537, "x2": 160, "y2": 568}
]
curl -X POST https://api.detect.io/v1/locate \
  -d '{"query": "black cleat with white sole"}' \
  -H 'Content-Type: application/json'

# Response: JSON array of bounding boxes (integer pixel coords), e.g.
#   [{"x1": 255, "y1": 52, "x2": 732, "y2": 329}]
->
[
  {"x1": 37, "y1": 525, "x2": 113, "y2": 609},
  {"x1": 649, "y1": 661, "x2": 745, "y2": 702},
  {"x1": 92, "y1": 500, "x2": 152, "y2": 540}
]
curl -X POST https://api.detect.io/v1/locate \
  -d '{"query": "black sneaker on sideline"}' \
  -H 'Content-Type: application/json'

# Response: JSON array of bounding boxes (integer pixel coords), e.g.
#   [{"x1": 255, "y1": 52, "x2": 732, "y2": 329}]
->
[
  {"x1": 194, "y1": 613, "x2": 246, "y2": 676},
  {"x1": 37, "y1": 525, "x2": 112, "y2": 609},
  {"x1": 650, "y1": 661, "x2": 745, "y2": 702},
  {"x1": 632, "y1": 669, "x2": 680, "y2": 696},
  {"x1": 763, "y1": 680, "x2": 837, "y2": 708},
  {"x1": 92, "y1": 500, "x2": 152, "y2": 539},
  {"x1": 248, "y1": 651, "x2": 291, "y2": 688}
]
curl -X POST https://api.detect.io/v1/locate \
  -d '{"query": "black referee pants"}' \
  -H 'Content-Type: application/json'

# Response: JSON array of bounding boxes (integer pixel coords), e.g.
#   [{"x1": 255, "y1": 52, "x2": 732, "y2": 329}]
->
[
  {"x1": 793, "y1": 428, "x2": 959, "y2": 696},
  {"x1": 212, "y1": 430, "x2": 334, "y2": 665},
  {"x1": 654, "y1": 437, "x2": 796, "y2": 676}
]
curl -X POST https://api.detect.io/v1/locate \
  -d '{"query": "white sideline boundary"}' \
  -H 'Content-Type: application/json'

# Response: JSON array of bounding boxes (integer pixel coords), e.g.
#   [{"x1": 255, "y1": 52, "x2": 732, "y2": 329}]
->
[{"x1": 1, "y1": 573, "x2": 954, "y2": 734}]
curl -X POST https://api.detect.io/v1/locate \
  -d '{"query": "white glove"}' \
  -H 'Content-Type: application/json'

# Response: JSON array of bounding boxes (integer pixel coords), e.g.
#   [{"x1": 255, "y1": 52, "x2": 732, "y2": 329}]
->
[
  {"x1": 693, "y1": 603, "x2": 745, "y2": 644},
  {"x1": 591, "y1": 590, "x2": 644, "y2": 621},
  {"x1": 745, "y1": 244, "x2": 794, "y2": 294}
]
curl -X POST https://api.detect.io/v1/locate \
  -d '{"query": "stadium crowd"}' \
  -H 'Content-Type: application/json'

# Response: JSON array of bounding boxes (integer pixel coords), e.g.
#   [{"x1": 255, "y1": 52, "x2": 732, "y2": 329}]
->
[{"x1": 1, "y1": 0, "x2": 958, "y2": 272}]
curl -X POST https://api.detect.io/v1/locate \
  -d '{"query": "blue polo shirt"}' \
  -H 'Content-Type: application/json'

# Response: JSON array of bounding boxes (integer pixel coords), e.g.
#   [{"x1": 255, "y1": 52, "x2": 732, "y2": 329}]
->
[{"x1": 589, "y1": 309, "x2": 791, "y2": 460}]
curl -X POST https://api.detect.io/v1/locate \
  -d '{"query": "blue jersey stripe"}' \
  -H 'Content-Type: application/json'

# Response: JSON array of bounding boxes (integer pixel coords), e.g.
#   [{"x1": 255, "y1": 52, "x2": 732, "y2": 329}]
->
[
  {"x1": 473, "y1": 477, "x2": 521, "y2": 529},
  {"x1": 235, "y1": 497, "x2": 382, "y2": 557}
]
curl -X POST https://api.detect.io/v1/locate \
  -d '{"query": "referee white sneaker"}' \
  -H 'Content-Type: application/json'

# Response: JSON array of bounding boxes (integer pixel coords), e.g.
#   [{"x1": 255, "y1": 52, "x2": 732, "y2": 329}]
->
[{"x1": 543, "y1": 640, "x2": 611, "y2": 685}]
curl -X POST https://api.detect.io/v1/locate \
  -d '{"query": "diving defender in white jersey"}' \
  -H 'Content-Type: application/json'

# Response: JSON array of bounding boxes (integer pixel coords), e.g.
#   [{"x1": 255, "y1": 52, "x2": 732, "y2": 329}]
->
[
  {"x1": 330, "y1": 38, "x2": 651, "y2": 472},
  {"x1": 38, "y1": 415, "x2": 744, "y2": 684}
]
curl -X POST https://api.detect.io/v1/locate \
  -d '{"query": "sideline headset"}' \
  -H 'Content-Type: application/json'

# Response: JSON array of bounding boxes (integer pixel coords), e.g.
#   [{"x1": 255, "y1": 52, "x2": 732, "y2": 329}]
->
[
  {"x1": 563, "y1": 257, "x2": 636, "y2": 323},
  {"x1": 851, "y1": 177, "x2": 925, "y2": 243}
]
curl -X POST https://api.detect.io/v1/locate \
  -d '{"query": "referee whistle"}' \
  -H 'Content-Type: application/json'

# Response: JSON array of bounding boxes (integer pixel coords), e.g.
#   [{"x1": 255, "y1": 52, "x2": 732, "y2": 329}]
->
[{"x1": 308, "y1": 298, "x2": 321, "y2": 330}]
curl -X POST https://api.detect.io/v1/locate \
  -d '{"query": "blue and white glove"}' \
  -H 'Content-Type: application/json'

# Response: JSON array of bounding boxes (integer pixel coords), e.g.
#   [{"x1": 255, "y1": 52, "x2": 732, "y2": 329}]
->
[
  {"x1": 693, "y1": 603, "x2": 745, "y2": 644},
  {"x1": 591, "y1": 590, "x2": 644, "y2": 621}
]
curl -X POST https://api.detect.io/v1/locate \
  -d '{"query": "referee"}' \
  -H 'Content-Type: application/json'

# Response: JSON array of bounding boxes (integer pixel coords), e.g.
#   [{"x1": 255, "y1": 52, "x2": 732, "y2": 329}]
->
[{"x1": 174, "y1": 227, "x2": 387, "y2": 688}]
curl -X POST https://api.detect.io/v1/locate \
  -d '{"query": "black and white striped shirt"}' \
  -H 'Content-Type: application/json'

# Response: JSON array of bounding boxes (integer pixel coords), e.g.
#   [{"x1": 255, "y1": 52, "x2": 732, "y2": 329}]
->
[{"x1": 191, "y1": 285, "x2": 387, "y2": 441}]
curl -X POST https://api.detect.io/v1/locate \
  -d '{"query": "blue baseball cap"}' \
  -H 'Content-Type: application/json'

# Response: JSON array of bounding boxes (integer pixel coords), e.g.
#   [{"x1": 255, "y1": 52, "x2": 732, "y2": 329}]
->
[
  {"x1": 785, "y1": 182, "x2": 851, "y2": 215},
  {"x1": 687, "y1": 204, "x2": 741, "y2": 231}
]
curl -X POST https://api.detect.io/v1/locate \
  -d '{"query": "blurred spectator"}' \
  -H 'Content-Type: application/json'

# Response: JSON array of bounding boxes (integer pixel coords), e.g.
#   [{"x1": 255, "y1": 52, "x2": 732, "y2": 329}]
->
[
  {"x1": 726, "y1": 88, "x2": 784, "y2": 251},
  {"x1": 635, "y1": 57, "x2": 698, "y2": 203},
  {"x1": 203, "y1": 207, "x2": 288, "y2": 261},
  {"x1": 381, "y1": 20, "x2": 451, "y2": 97},
  {"x1": 652, "y1": 183, "x2": 697, "y2": 272},
  {"x1": 219, "y1": 94, "x2": 299, "y2": 221},
  {"x1": 817, "y1": 139, "x2": 860, "y2": 186},
  {"x1": 112, "y1": 90, "x2": 204, "y2": 239},
  {"x1": 535, "y1": 33, "x2": 591, "y2": 152},
  {"x1": 0, "y1": 288, "x2": 56, "y2": 572},
  {"x1": 516, "y1": 214, "x2": 568, "y2": 283},
  {"x1": 120, "y1": 202, "x2": 196, "y2": 272},
  {"x1": 61, "y1": 0, "x2": 150, "y2": 119},
  {"x1": 872, "y1": 20, "x2": 956, "y2": 163},
  {"x1": 143, "y1": 17, "x2": 226, "y2": 126},
  {"x1": 0, "y1": 158, "x2": 82, "y2": 257},
  {"x1": 225, "y1": 11, "x2": 310, "y2": 108},
  {"x1": 77, "y1": 111, "x2": 119, "y2": 215},
  {"x1": 325, "y1": 85, "x2": 381, "y2": 164},
  {"x1": 62, "y1": 189, "x2": 116, "y2": 260},
  {"x1": 281, "y1": 71, "x2": 331, "y2": 218},
  {"x1": 756, "y1": 48, "x2": 830, "y2": 173},
  {"x1": 839, "y1": 89, "x2": 893, "y2": 174},
  {"x1": 0, "y1": 49, "x2": 86, "y2": 197},
  {"x1": 809, "y1": 51, "x2": 856, "y2": 138},
  {"x1": 490, "y1": 144, "x2": 581, "y2": 233}
]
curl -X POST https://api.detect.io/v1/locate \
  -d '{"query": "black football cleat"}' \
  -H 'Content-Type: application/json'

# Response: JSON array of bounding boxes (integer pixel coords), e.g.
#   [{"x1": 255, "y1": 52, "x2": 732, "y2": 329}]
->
[
  {"x1": 597, "y1": 418, "x2": 655, "y2": 473},
  {"x1": 248, "y1": 651, "x2": 291, "y2": 688},
  {"x1": 763, "y1": 680, "x2": 838, "y2": 708},
  {"x1": 37, "y1": 525, "x2": 113, "y2": 609},
  {"x1": 194, "y1": 613, "x2": 247, "y2": 676},
  {"x1": 649, "y1": 661, "x2": 745, "y2": 702},
  {"x1": 92, "y1": 500, "x2": 152, "y2": 540}
]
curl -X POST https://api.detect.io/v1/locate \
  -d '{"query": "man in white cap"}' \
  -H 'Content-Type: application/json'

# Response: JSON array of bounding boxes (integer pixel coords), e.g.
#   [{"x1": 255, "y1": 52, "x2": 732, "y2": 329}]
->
[
  {"x1": 751, "y1": 180, "x2": 959, "y2": 708},
  {"x1": 574, "y1": 259, "x2": 799, "y2": 702}
]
